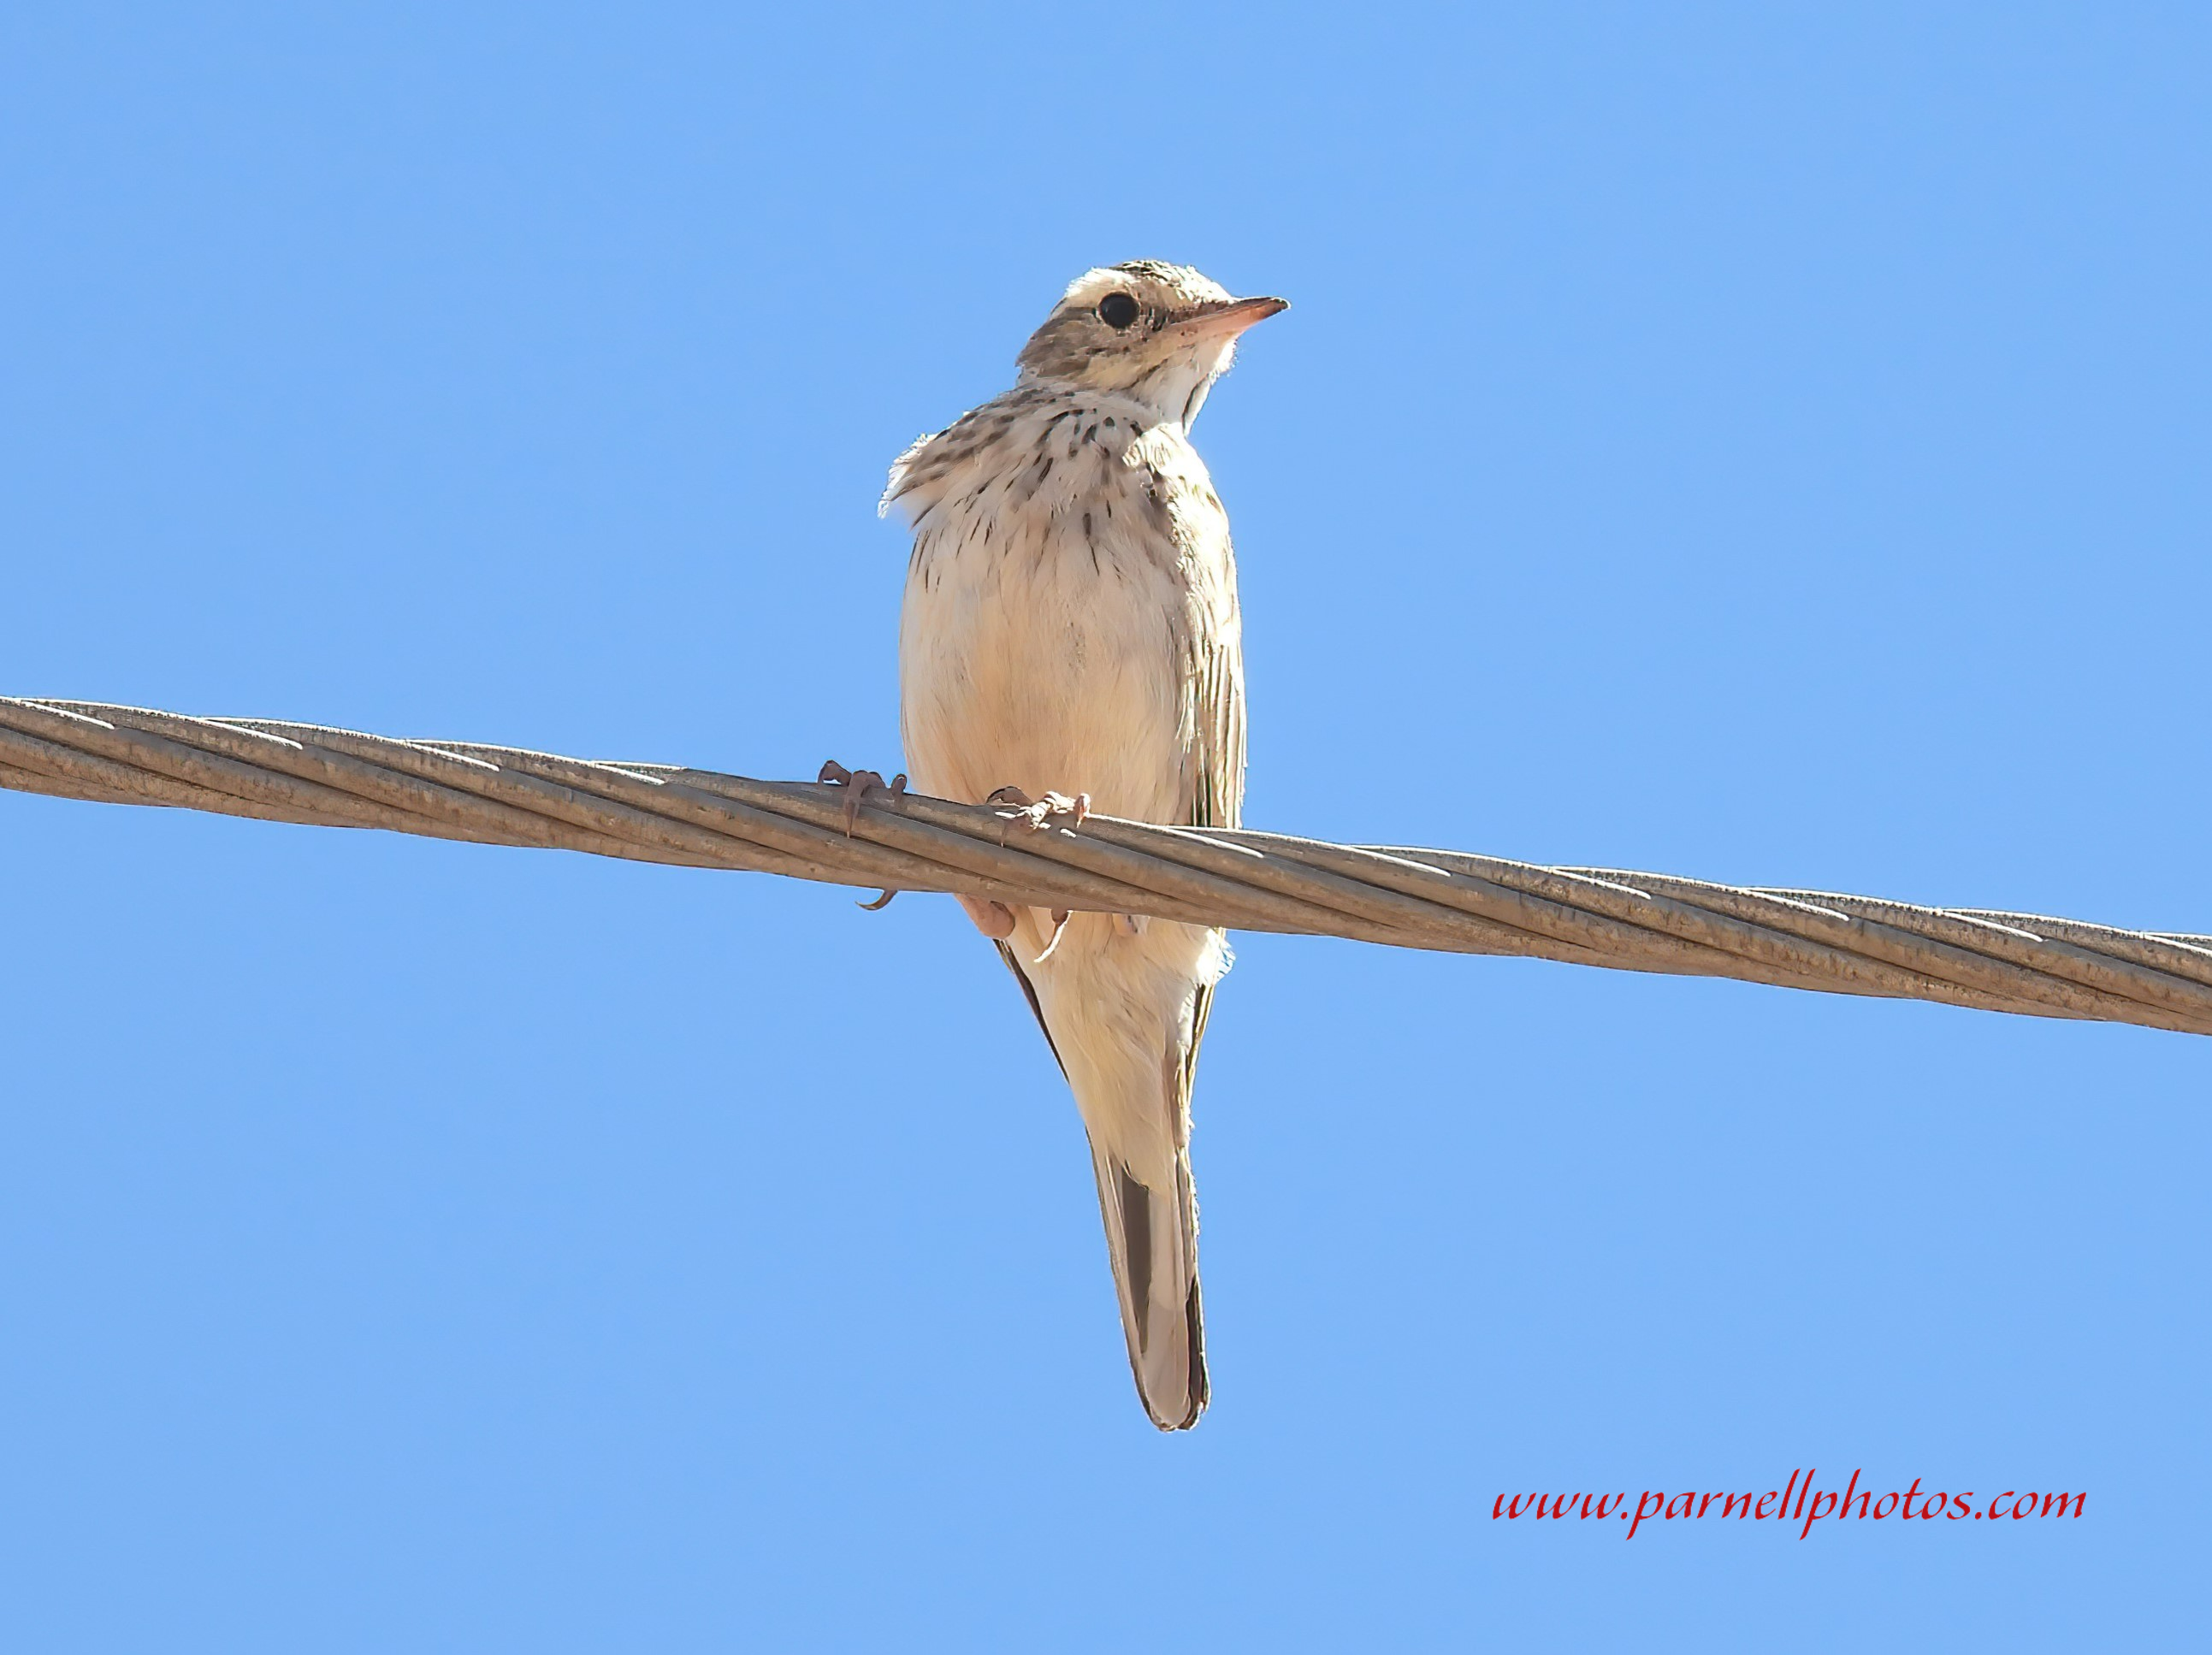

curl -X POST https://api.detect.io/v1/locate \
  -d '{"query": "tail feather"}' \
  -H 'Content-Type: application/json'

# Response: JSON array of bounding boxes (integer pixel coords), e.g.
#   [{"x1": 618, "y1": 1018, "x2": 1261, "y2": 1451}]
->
[
  {"x1": 1091, "y1": 1136, "x2": 1207, "y2": 1430},
  {"x1": 1001, "y1": 913, "x2": 1222, "y2": 1431}
]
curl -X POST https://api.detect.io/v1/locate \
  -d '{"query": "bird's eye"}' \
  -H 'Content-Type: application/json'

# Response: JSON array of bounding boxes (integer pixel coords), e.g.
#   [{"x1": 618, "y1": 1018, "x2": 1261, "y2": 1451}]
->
[{"x1": 1097, "y1": 292, "x2": 1139, "y2": 330}]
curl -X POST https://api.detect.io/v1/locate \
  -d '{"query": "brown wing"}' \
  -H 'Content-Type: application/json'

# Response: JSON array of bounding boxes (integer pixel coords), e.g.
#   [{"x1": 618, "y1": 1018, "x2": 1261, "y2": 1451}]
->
[
  {"x1": 1177, "y1": 493, "x2": 1247, "y2": 1108},
  {"x1": 995, "y1": 939, "x2": 1065, "y2": 1078}
]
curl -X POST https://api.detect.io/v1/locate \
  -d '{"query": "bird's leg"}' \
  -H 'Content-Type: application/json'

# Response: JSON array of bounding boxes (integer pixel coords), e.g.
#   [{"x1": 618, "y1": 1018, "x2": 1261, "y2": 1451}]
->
[{"x1": 818, "y1": 760, "x2": 907, "y2": 835}]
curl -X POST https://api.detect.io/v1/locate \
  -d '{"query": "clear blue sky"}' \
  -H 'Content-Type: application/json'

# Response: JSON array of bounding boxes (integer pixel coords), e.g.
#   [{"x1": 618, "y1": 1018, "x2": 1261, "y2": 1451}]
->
[{"x1": 3, "y1": 4, "x2": 2206, "y2": 1647}]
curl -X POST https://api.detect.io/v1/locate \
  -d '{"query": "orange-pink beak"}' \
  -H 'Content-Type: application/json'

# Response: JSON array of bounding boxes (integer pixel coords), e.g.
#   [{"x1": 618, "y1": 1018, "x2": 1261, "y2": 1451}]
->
[{"x1": 1173, "y1": 295, "x2": 1290, "y2": 340}]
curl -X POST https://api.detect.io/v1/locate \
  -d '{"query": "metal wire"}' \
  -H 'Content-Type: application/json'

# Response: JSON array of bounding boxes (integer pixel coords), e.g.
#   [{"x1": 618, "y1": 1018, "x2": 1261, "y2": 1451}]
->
[{"x1": 4, "y1": 696, "x2": 2209, "y2": 1037}]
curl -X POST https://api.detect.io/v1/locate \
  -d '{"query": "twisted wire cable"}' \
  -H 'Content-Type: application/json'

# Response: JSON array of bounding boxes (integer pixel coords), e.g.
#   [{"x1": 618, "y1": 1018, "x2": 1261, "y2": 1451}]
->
[{"x1": 4, "y1": 697, "x2": 2209, "y2": 1037}]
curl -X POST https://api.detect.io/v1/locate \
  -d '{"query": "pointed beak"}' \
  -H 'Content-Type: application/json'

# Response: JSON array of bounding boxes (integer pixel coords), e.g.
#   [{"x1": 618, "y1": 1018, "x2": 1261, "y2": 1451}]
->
[{"x1": 1174, "y1": 295, "x2": 1290, "y2": 340}]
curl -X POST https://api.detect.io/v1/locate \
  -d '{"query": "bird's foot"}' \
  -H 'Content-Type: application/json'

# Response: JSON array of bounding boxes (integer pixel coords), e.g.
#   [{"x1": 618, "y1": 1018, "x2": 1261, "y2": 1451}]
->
[
  {"x1": 819, "y1": 760, "x2": 907, "y2": 836},
  {"x1": 953, "y1": 789, "x2": 1087, "y2": 943},
  {"x1": 819, "y1": 760, "x2": 907, "y2": 910},
  {"x1": 985, "y1": 784, "x2": 1091, "y2": 843}
]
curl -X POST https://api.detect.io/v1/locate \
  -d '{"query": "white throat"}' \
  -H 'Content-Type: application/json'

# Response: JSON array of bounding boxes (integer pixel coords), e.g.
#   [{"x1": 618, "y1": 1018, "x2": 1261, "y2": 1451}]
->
[{"x1": 1133, "y1": 345, "x2": 1231, "y2": 428}]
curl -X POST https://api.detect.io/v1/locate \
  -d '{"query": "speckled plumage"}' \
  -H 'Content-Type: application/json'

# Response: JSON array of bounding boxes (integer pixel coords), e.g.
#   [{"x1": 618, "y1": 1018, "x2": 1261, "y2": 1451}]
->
[{"x1": 884, "y1": 262, "x2": 1281, "y2": 1429}]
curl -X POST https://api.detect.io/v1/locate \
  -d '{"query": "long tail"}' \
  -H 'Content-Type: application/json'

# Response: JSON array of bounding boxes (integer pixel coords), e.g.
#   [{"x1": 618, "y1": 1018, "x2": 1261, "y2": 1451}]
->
[
  {"x1": 1086, "y1": 1114, "x2": 1207, "y2": 1430},
  {"x1": 999, "y1": 921, "x2": 1219, "y2": 1431}
]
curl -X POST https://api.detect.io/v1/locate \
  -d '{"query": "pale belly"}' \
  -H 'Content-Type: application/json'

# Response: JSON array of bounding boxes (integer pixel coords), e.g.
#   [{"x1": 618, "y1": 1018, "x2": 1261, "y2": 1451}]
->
[{"x1": 898, "y1": 508, "x2": 1192, "y2": 823}]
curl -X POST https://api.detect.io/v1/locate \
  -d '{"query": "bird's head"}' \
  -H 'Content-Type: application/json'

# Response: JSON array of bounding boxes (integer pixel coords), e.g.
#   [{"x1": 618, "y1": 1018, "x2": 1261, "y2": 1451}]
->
[{"x1": 1014, "y1": 261, "x2": 1286, "y2": 427}]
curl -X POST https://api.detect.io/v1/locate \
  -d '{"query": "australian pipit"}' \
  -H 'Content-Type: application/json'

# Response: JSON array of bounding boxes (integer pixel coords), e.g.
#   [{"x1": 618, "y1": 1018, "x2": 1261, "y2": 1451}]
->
[{"x1": 880, "y1": 262, "x2": 1284, "y2": 1429}]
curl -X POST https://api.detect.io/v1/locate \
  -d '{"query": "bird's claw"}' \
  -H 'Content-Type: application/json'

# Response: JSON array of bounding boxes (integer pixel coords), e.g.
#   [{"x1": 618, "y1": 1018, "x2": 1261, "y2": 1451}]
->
[
  {"x1": 819, "y1": 760, "x2": 908, "y2": 836},
  {"x1": 986, "y1": 784, "x2": 1091, "y2": 843},
  {"x1": 820, "y1": 760, "x2": 907, "y2": 912},
  {"x1": 1034, "y1": 907, "x2": 1075, "y2": 963}
]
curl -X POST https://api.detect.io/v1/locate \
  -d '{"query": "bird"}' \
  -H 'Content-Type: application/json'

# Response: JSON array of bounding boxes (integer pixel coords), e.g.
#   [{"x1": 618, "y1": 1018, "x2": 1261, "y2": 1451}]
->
[{"x1": 876, "y1": 261, "x2": 1285, "y2": 1430}]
